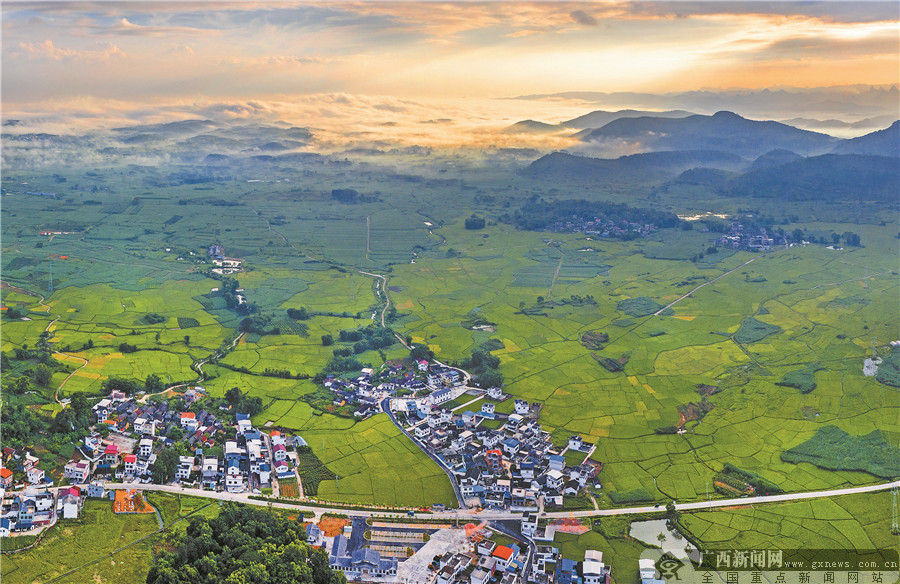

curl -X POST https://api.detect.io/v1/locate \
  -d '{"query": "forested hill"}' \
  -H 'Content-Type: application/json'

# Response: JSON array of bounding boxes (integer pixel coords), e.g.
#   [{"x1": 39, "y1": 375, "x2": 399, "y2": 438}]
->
[{"x1": 146, "y1": 504, "x2": 347, "y2": 584}]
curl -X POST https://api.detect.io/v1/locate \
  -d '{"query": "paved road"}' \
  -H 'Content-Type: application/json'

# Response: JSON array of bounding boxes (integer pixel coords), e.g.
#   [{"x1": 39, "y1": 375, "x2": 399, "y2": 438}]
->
[
  {"x1": 653, "y1": 254, "x2": 764, "y2": 315},
  {"x1": 102, "y1": 479, "x2": 900, "y2": 521}
]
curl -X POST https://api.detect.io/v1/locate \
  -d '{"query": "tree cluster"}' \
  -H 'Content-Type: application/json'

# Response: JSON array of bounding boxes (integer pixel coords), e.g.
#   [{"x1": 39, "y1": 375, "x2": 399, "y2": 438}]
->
[
  {"x1": 509, "y1": 199, "x2": 681, "y2": 232},
  {"x1": 147, "y1": 504, "x2": 347, "y2": 584}
]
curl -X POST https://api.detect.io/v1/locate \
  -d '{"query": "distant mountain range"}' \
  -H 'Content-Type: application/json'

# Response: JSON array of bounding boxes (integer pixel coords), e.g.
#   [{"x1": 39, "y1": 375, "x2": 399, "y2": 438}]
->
[
  {"x1": 520, "y1": 150, "x2": 744, "y2": 183},
  {"x1": 511, "y1": 85, "x2": 900, "y2": 120},
  {"x1": 522, "y1": 117, "x2": 898, "y2": 202},
  {"x1": 509, "y1": 110, "x2": 898, "y2": 161},
  {"x1": 502, "y1": 109, "x2": 693, "y2": 134},
  {"x1": 575, "y1": 111, "x2": 839, "y2": 158},
  {"x1": 831, "y1": 121, "x2": 899, "y2": 157}
]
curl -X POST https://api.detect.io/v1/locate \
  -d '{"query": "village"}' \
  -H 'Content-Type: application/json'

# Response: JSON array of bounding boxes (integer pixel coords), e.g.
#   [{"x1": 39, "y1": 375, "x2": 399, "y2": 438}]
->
[
  {"x1": 322, "y1": 359, "x2": 604, "y2": 513},
  {"x1": 0, "y1": 385, "x2": 303, "y2": 534},
  {"x1": 0, "y1": 358, "x2": 683, "y2": 584},
  {"x1": 547, "y1": 218, "x2": 659, "y2": 239}
]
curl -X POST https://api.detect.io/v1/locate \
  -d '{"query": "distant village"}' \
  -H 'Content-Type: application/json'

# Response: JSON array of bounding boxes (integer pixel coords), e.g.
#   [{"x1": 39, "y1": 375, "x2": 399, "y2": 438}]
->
[
  {"x1": 713, "y1": 221, "x2": 787, "y2": 251},
  {"x1": 547, "y1": 218, "x2": 659, "y2": 239}
]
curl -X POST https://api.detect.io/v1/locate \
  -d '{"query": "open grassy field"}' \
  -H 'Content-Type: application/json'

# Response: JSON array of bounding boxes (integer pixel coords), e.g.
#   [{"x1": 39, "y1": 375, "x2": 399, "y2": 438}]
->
[
  {"x1": 680, "y1": 491, "x2": 897, "y2": 550},
  {"x1": 0, "y1": 500, "x2": 159, "y2": 584},
  {"x1": 298, "y1": 415, "x2": 457, "y2": 508}
]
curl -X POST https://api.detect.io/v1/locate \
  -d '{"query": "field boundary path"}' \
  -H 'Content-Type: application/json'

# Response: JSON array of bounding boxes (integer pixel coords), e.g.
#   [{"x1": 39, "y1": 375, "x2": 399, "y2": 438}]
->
[{"x1": 653, "y1": 253, "x2": 765, "y2": 315}]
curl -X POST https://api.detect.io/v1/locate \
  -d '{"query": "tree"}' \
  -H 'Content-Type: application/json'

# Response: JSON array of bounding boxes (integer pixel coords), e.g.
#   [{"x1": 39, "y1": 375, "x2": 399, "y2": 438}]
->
[
  {"x1": 145, "y1": 374, "x2": 164, "y2": 392},
  {"x1": 151, "y1": 448, "x2": 180, "y2": 484},
  {"x1": 536, "y1": 296, "x2": 544, "y2": 304},
  {"x1": 5, "y1": 305, "x2": 26, "y2": 319},
  {"x1": 321, "y1": 334, "x2": 333, "y2": 346},
  {"x1": 791, "y1": 228, "x2": 804, "y2": 241},
  {"x1": 168, "y1": 427, "x2": 184, "y2": 441},
  {"x1": 0, "y1": 353, "x2": 10, "y2": 371},
  {"x1": 831, "y1": 233, "x2": 841, "y2": 244},
  {"x1": 465, "y1": 215, "x2": 486, "y2": 230},
  {"x1": 184, "y1": 335, "x2": 191, "y2": 346},
  {"x1": 842, "y1": 231, "x2": 861, "y2": 247},
  {"x1": 665, "y1": 500, "x2": 677, "y2": 519},
  {"x1": 225, "y1": 387, "x2": 242, "y2": 405},
  {"x1": 410, "y1": 345, "x2": 433, "y2": 361},
  {"x1": 32, "y1": 364, "x2": 54, "y2": 387}
]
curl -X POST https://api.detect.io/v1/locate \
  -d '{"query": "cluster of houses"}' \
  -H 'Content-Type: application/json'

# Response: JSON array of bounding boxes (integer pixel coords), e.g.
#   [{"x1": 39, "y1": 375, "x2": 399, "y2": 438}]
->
[
  {"x1": 0, "y1": 486, "x2": 86, "y2": 536},
  {"x1": 0, "y1": 388, "x2": 304, "y2": 536},
  {"x1": 402, "y1": 390, "x2": 600, "y2": 511},
  {"x1": 207, "y1": 243, "x2": 244, "y2": 274},
  {"x1": 85, "y1": 389, "x2": 302, "y2": 492},
  {"x1": 549, "y1": 218, "x2": 659, "y2": 239},
  {"x1": 324, "y1": 360, "x2": 466, "y2": 420},
  {"x1": 1, "y1": 449, "x2": 51, "y2": 488},
  {"x1": 714, "y1": 223, "x2": 786, "y2": 251}
]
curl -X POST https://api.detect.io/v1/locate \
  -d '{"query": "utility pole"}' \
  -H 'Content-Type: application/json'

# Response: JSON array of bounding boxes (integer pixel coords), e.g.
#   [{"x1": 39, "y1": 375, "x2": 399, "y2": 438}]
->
[
  {"x1": 892, "y1": 485, "x2": 898, "y2": 535},
  {"x1": 48, "y1": 261, "x2": 53, "y2": 293}
]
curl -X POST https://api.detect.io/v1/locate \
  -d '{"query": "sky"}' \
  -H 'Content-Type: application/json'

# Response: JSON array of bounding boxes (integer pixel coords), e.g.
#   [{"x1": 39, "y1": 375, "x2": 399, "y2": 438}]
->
[{"x1": 1, "y1": 1, "x2": 898, "y2": 140}]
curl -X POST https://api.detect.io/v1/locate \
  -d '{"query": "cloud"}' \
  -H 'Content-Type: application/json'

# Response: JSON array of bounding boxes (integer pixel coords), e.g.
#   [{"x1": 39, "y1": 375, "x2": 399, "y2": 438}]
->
[
  {"x1": 15, "y1": 39, "x2": 125, "y2": 61},
  {"x1": 570, "y1": 10, "x2": 598, "y2": 26},
  {"x1": 101, "y1": 17, "x2": 218, "y2": 37}
]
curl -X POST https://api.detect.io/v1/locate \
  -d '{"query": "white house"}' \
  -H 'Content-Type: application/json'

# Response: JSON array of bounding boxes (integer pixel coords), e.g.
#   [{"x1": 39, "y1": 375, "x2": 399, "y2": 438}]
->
[
  {"x1": 176, "y1": 456, "x2": 194, "y2": 481},
  {"x1": 27, "y1": 466, "x2": 45, "y2": 485},
  {"x1": 639, "y1": 559, "x2": 657, "y2": 581},
  {"x1": 64, "y1": 460, "x2": 91, "y2": 483},
  {"x1": 487, "y1": 387, "x2": 503, "y2": 400},
  {"x1": 134, "y1": 417, "x2": 155, "y2": 436},
  {"x1": 481, "y1": 402, "x2": 495, "y2": 415},
  {"x1": 414, "y1": 425, "x2": 431, "y2": 439},
  {"x1": 180, "y1": 412, "x2": 199, "y2": 432},
  {"x1": 139, "y1": 438, "x2": 153, "y2": 459},
  {"x1": 92, "y1": 399, "x2": 112, "y2": 421},
  {"x1": 123, "y1": 454, "x2": 137, "y2": 475},
  {"x1": 514, "y1": 399, "x2": 530, "y2": 415},
  {"x1": 432, "y1": 389, "x2": 453, "y2": 405},
  {"x1": 272, "y1": 444, "x2": 288, "y2": 462},
  {"x1": 521, "y1": 512, "x2": 538, "y2": 537},
  {"x1": 225, "y1": 461, "x2": 243, "y2": 492},
  {"x1": 583, "y1": 550, "x2": 608, "y2": 584},
  {"x1": 568, "y1": 435, "x2": 584, "y2": 451},
  {"x1": 547, "y1": 469, "x2": 564, "y2": 490}
]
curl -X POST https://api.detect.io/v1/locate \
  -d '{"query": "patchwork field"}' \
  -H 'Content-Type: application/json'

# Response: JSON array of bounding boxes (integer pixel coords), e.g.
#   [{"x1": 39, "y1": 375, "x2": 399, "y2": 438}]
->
[
  {"x1": 0, "y1": 500, "x2": 159, "y2": 584},
  {"x1": 2, "y1": 151, "x2": 897, "y2": 530}
]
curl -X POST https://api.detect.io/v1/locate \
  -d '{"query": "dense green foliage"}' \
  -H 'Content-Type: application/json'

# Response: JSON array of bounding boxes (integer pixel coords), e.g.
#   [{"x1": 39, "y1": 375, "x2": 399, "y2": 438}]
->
[
  {"x1": 225, "y1": 387, "x2": 264, "y2": 417},
  {"x1": 781, "y1": 426, "x2": 900, "y2": 479},
  {"x1": 733, "y1": 317, "x2": 782, "y2": 343},
  {"x1": 464, "y1": 215, "x2": 486, "y2": 230},
  {"x1": 715, "y1": 463, "x2": 782, "y2": 496},
  {"x1": 617, "y1": 297, "x2": 665, "y2": 318},
  {"x1": 147, "y1": 504, "x2": 347, "y2": 584},
  {"x1": 875, "y1": 346, "x2": 900, "y2": 387},
  {"x1": 458, "y1": 347, "x2": 503, "y2": 387},
  {"x1": 776, "y1": 363, "x2": 823, "y2": 393},
  {"x1": 509, "y1": 199, "x2": 681, "y2": 232},
  {"x1": 608, "y1": 488, "x2": 654, "y2": 505},
  {"x1": 337, "y1": 325, "x2": 396, "y2": 352}
]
